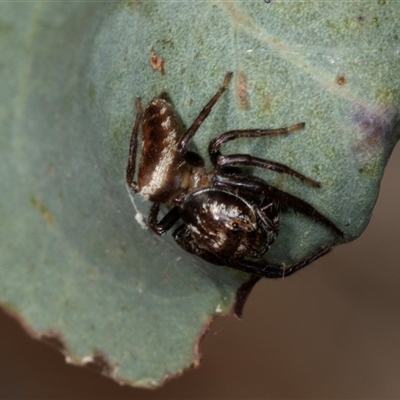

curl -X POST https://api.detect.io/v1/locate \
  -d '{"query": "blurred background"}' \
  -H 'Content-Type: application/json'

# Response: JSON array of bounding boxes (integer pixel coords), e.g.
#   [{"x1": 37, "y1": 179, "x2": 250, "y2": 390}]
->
[{"x1": 0, "y1": 144, "x2": 399, "y2": 399}]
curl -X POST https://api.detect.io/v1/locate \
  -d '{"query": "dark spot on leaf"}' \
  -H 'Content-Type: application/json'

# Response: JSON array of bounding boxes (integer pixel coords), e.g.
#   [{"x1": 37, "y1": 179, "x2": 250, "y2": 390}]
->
[
  {"x1": 351, "y1": 106, "x2": 399, "y2": 175},
  {"x1": 236, "y1": 71, "x2": 249, "y2": 109},
  {"x1": 150, "y1": 48, "x2": 165, "y2": 75},
  {"x1": 352, "y1": 105, "x2": 399, "y2": 149},
  {"x1": 30, "y1": 195, "x2": 54, "y2": 227},
  {"x1": 160, "y1": 38, "x2": 174, "y2": 47},
  {"x1": 336, "y1": 75, "x2": 346, "y2": 86}
]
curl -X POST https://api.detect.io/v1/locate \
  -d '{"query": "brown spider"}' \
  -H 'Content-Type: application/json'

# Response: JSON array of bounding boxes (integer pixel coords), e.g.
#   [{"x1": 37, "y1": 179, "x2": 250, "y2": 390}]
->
[{"x1": 126, "y1": 73, "x2": 343, "y2": 278}]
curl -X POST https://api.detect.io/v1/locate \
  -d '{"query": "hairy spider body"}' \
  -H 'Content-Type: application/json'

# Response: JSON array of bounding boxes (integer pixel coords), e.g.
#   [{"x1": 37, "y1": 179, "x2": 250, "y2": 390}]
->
[
  {"x1": 126, "y1": 73, "x2": 343, "y2": 279},
  {"x1": 133, "y1": 93, "x2": 192, "y2": 204}
]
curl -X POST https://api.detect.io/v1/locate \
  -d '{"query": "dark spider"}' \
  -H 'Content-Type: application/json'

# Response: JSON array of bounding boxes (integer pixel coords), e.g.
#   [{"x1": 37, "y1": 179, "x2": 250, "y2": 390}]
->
[{"x1": 126, "y1": 72, "x2": 343, "y2": 279}]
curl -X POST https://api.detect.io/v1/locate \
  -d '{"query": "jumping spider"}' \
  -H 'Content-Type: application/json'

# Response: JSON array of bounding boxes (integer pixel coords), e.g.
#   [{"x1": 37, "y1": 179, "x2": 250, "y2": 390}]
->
[{"x1": 126, "y1": 72, "x2": 343, "y2": 278}]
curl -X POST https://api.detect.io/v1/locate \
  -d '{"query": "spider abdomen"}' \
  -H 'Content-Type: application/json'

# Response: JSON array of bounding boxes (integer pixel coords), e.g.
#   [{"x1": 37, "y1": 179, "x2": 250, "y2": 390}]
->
[{"x1": 137, "y1": 96, "x2": 190, "y2": 204}]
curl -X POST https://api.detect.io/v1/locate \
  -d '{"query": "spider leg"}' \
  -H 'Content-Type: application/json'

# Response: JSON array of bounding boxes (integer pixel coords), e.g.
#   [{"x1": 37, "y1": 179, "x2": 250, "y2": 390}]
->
[
  {"x1": 173, "y1": 223, "x2": 331, "y2": 279},
  {"x1": 208, "y1": 122, "x2": 318, "y2": 186},
  {"x1": 215, "y1": 154, "x2": 320, "y2": 187},
  {"x1": 148, "y1": 203, "x2": 181, "y2": 235},
  {"x1": 178, "y1": 72, "x2": 233, "y2": 154},
  {"x1": 208, "y1": 122, "x2": 305, "y2": 164},
  {"x1": 213, "y1": 173, "x2": 344, "y2": 237},
  {"x1": 126, "y1": 97, "x2": 143, "y2": 192},
  {"x1": 183, "y1": 150, "x2": 205, "y2": 167},
  {"x1": 249, "y1": 205, "x2": 279, "y2": 258},
  {"x1": 228, "y1": 246, "x2": 331, "y2": 279},
  {"x1": 255, "y1": 205, "x2": 278, "y2": 232}
]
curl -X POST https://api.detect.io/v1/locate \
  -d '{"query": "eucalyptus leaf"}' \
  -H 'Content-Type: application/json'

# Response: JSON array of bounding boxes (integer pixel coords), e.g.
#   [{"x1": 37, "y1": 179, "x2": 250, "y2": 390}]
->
[{"x1": 0, "y1": 0, "x2": 399, "y2": 387}]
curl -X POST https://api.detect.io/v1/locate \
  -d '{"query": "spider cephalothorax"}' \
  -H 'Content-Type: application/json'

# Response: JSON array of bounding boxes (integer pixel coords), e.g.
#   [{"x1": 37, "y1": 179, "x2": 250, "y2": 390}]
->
[
  {"x1": 126, "y1": 72, "x2": 343, "y2": 278},
  {"x1": 179, "y1": 187, "x2": 274, "y2": 259}
]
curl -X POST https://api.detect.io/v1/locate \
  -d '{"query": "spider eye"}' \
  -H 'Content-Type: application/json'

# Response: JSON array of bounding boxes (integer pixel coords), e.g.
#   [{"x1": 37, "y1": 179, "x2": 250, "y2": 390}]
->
[{"x1": 230, "y1": 221, "x2": 242, "y2": 233}]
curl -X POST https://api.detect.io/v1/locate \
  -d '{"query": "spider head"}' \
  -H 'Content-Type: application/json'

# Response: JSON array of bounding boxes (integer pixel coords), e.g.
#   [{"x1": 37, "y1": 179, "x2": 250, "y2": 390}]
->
[{"x1": 180, "y1": 188, "x2": 270, "y2": 259}]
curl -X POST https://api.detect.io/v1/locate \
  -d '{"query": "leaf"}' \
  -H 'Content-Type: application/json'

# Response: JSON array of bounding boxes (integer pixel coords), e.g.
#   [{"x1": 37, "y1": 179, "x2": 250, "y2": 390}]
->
[{"x1": 0, "y1": 0, "x2": 399, "y2": 388}]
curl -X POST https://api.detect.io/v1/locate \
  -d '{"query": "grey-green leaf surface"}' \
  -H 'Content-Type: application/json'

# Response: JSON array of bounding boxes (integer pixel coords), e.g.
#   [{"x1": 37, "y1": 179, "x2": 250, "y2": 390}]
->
[{"x1": 0, "y1": 0, "x2": 399, "y2": 388}]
